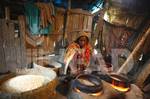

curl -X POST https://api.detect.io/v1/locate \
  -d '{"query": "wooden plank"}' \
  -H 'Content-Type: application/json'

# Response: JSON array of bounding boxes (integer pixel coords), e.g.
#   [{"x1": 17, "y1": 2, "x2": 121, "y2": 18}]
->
[
  {"x1": 18, "y1": 16, "x2": 27, "y2": 68},
  {"x1": 9, "y1": 21, "x2": 18, "y2": 69},
  {"x1": 2, "y1": 19, "x2": 18, "y2": 71},
  {"x1": 0, "y1": 19, "x2": 7, "y2": 73},
  {"x1": 0, "y1": 18, "x2": 27, "y2": 72},
  {"x1": 78, "y1": 14, "x2": 82, "y2": 30},
  {"x1": 69, "y1": 9, "x2": 93, "y2": 16},
  {"x1": 84, "y1": 15, "x2": 88, "y2": 31},
  {"x1": 88, "y1": 16, "x2": 93, "y2": 32},
  {"x1": 14, "y1": 22, "x2": 23, "y2": 68}
]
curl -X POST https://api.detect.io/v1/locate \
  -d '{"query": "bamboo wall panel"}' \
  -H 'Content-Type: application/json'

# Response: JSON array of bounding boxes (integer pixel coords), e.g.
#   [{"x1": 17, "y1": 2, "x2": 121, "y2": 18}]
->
[
  {"x1": 0, "y1": 20, "x2": 7, "y2": 73},
  {"x1": 14, "y1": 29, "x2": 22, "y2": 68},
  {"x1": 23, "y1": 8, "x2": 65, "y2": 64},
  {"x1": 66, "y1": 9, "x2": 93, "y2": 43},
  {"x1": 2, "y1": 20, "x2": 18, "y2": 71},
  {"x1": 67, "y1": 12, "x2": 93, "y2": 33},
  {"x1": 0, "y1": 19, "x2": 27, "y2": 73}
]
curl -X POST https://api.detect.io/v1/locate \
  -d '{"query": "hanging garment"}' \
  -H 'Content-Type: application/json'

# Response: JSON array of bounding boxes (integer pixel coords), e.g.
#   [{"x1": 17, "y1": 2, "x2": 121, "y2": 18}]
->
[
  {"x1": 25, "y1": 3, "x2": 52, "y2": 35},
  {"x1": 36, "y1": 2, "x2": 55, "y2": 28}
]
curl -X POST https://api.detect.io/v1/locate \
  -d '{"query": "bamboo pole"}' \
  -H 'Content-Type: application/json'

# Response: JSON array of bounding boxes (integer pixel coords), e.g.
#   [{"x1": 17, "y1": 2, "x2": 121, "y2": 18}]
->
[
  {"x1": 117, "y1": 27, "x2": 150, "y2": 74},
  {"x1": 62, "y1": 0, "x2": 71, "y2": 47}
]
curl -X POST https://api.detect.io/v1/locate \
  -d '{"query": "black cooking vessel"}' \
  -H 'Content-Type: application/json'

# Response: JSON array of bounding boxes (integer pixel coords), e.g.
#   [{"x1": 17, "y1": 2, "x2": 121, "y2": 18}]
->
[
  {"x1": 109, "y1": 73, "x2": 131, "y2": 92},
  {"x1": 72, "y1": 74, "x2": 103, "y2": 94},
  {"x1": 92, "y1": 71, "x2": 132, "y2": 92}
]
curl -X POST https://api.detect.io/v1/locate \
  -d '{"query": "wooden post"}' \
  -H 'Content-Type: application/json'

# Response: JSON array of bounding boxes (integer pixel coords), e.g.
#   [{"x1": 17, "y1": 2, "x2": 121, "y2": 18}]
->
[
  {"x1": 117, "y1": 27, "x2": 150, "y2": 74},
  {"x1": 5, "y1": 7, "x2": 10, "y2": 20},
  {"x1": 62, "y1": 0, "x2": 71, "y2": 47},
  {"x1": 0, "y1": 20, "x2": 7, "y2": 73},
  {"x1": 18, "y1": 16, "x2": 28, "y2": 68},
  {"x1": 68, "y1": 0, "x2": 71, "y2": 10}
]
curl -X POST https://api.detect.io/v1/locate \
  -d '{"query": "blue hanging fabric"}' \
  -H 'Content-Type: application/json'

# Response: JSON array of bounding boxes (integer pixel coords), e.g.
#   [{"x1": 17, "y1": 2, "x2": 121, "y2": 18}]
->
[
  {"x1": 25, "y1": 3, "x2": 39, "y2": 34},
  {"x1": 25, "y1": 3, "x2": 51, "y2": 35},
  {"x1": 40, "y1": 24, "x2": 52, "y2": 34}
]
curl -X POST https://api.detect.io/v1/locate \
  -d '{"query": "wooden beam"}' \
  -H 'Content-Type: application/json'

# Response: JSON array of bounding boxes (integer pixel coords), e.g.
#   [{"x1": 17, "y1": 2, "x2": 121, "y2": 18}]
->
[
  {"x1": 62, "y1": 0, "x2": 71, "y2": 47},
  {"x1": 18, "y1": 16, "x2": 27, "y2": 68},
  {"x1": 5, "y1": 7, "x2": 10, "y2": 20}
]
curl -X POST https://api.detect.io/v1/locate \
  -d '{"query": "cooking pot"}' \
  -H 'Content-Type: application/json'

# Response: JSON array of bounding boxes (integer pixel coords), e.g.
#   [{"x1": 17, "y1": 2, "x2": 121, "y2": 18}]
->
[
  {"x1": 91, "y1": 71, "x2": 131, "y2": 92},
  {"x1": 109, "y1": 73, "x2": 131, "y2": 92},
  {"x1": 72, "y1": 74, "x2": 103, "y2": 95}
]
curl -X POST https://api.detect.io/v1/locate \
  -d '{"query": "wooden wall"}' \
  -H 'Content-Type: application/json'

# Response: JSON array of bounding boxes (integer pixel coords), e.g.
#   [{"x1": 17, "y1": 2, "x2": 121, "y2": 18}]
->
[
  {"x1": 20, "y1": 8, "x2": 93, "y2": 65},
  {"x1": 66, "y1": 9, "x2": 93, "y2": 43},
  {"x1": 18, "y1": 8, "x2": 65, "y2": 65},
  {"x1": 0, "y1": 19, "x2": 27, "y2": 73},
  {"x1": 92, "y1": 9, "x2": 150, "y2": 76},
  {"x1": 0, "y1": 7, "x2": 94, "y2": 68}
]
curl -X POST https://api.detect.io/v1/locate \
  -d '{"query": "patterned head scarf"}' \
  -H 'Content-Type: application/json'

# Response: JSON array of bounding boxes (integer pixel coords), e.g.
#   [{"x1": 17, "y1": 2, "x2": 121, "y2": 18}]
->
[{"x1": 75, "y1": 31, "x2": 91, "y2": 42}]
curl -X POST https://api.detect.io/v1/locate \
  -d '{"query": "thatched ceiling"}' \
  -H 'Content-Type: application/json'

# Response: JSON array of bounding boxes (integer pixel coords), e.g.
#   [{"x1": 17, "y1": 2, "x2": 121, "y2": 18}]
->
[
  {"x1": 0, "y1": 0, "x2": 149, "y2": 19},
  {"x1": 0, "y1": 0, "x2": 101, "y2": 19}
]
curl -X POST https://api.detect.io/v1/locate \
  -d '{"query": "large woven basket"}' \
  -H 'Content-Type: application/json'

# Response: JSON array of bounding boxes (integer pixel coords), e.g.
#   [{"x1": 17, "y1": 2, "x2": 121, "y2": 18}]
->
[{"x1": 0, "y1": 66, "x2": 58, "y2": 99}]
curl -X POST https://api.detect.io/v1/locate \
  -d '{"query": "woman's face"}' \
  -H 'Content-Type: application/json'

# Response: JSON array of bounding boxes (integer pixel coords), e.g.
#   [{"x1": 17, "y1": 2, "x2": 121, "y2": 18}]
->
[{"x1": 78, "y1": 36, "x2": 88, "y2": 48}]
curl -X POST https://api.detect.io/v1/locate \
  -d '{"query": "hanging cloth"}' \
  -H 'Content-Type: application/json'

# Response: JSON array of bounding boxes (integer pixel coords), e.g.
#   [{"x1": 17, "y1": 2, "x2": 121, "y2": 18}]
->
[{"x1": 25, "y1": 3, "x2": 52, "y2": 35}]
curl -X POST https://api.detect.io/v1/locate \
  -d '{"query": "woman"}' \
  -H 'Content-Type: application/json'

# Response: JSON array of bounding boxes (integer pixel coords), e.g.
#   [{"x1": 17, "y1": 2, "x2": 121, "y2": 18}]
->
[{"x1": 63, "y1": 31, "x2": 92, "y2": 75}]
